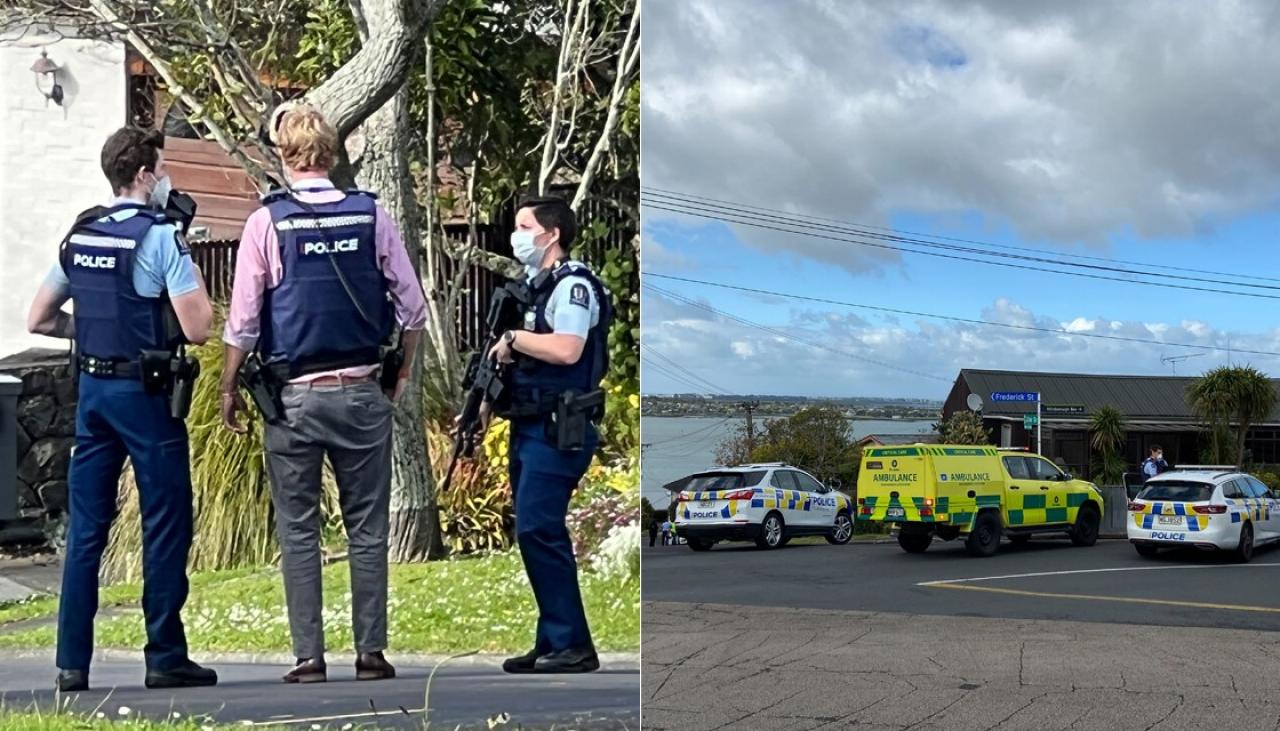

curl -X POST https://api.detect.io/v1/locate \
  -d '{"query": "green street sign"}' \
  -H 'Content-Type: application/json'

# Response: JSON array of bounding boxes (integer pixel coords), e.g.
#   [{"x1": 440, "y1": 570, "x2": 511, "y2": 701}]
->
[{"x1": 1023, "y1": 414, "x2": 1039, "y2": 429}]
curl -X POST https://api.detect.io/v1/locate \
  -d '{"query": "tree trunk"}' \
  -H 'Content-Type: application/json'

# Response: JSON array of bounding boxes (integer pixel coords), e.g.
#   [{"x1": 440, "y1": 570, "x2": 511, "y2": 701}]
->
[{"x1": 353, "y1": 87, "x2": 446, "y2": 561}]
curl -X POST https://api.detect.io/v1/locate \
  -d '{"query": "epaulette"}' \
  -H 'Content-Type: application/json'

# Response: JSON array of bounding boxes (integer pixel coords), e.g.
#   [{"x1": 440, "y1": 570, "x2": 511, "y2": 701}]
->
[{"x1": 344, "y1": 188, "x2": 378, "y2": 200}]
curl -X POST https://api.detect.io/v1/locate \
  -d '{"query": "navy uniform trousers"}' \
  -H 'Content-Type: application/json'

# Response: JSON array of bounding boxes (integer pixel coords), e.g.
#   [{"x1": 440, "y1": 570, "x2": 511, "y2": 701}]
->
[
  {"x1": 57, "y1": 374, "x2": 192, "y2": 673},
  {"x1": 509, "y1": 418, "x2": 598, "y2": 653}
]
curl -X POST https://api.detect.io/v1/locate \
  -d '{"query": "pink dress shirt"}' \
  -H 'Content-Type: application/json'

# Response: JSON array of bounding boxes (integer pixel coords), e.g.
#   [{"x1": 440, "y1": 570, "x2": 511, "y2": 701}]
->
[{"x1": 222, "y1": 177, "x2": 427, "y2": 383}]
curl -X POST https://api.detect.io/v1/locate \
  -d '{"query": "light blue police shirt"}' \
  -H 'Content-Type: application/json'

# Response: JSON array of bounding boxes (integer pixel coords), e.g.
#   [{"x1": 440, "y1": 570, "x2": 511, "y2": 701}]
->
[
  {"x1": 45, "y1": 196, "x2": 199, "y2": 299},
  {"x1": 538, "y1": 261, "x2": 601, "y2": 339}
]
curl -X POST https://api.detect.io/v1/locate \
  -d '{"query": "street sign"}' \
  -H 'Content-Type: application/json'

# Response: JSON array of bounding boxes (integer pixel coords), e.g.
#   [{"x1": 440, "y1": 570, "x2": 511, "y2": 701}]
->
[
  {"x1": 1023, "y1": 414, "x2": 1039, "y2": 429},
  {"x1": 1043, "y1": 404, "x2": 1085, "y2": 416},
  {"x1": 991, "y1": 391, "x2": 1040, "y2": 402}
]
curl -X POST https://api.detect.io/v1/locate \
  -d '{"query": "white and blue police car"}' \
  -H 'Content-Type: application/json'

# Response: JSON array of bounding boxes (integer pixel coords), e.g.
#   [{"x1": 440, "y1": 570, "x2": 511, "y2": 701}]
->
[
  {"x1": 672, "y1": 463, "x2": 854, "y2": 551},
  {"x1": 1127, "y1": 469, "x2": 1280, "y2": 562}
]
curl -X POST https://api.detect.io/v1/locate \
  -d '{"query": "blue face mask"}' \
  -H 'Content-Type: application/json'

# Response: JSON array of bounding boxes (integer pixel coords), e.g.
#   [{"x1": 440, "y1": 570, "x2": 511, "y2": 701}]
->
[{"x1": 512, "y1": 229, "x2": 551, "y2": 278}]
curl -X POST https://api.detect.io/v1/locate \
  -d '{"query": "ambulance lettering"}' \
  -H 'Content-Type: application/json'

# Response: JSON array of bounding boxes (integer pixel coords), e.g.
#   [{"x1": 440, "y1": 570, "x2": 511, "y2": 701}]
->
[{"x1": 873, "y1": 474, "x2": 918, "y2": 483}]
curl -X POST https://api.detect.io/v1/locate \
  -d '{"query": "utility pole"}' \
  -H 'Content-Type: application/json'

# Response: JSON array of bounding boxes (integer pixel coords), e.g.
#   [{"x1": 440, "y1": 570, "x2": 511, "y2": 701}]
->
[{"x1": 740, "y1": 400, "x2": 760, "y2": 456}]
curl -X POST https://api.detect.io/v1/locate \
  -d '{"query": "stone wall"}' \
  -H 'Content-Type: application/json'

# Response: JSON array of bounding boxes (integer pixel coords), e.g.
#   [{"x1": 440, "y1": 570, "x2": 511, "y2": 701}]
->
[{"x1": 0, "y1": 348, "x2": 76, "y2": 546}]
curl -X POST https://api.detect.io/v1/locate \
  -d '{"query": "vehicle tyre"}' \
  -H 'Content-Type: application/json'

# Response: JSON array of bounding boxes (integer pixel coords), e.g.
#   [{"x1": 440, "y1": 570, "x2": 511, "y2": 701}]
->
[
  {"x1": 687, "y1": 538, "x2": 713, "y2": 552},
  {"x1": 1235, "y1": 522, "x2": 1255, "y2": 563},
  {"x1": 1009, "y1": 534, "x2": 1031, "y2": 546},
  {"x1": 1134, "y1": 543, "x2": 1159, "y2": 558},
  {"x1": 1070, "y1": 505, "x2": 1101, "y2": 547},
  {"x1": 755, "y1": 512, "x2": 785, "y2": 550},
  {"x1": 826, "y1": 511, "x2": 854, "y2": 545},
  {"x1": 965, "y1": 511, "x2": 1002, "y2": 557},
  {"x1": 897, "y1": 531, "x2": 932, "y2": 553}
]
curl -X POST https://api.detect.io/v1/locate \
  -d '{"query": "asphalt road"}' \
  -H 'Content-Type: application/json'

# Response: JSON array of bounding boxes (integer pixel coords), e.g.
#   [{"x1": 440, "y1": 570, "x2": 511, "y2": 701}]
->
[
  {"x1": 643, "y1": 536, "x2": 1280, "y2": 630},
  {"x1": 0, "y1": 656, "x2": 639, "y2": 729}
]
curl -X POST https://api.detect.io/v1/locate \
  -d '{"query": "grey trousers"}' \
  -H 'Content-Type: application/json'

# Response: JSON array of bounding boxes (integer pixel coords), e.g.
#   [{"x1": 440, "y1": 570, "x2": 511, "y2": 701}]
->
[{"x1": 263, "y1": 380, "x2": 394, "y2": 658}]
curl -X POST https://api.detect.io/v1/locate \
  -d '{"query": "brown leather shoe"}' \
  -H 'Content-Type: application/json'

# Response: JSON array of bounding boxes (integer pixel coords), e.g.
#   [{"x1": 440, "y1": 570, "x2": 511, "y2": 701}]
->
[
  {"x1": 282, "y1": 657, "x2": 327, "y2": 684},
  {"x1": 356, "y1": 651, "x2": 395, "y2": 681}
]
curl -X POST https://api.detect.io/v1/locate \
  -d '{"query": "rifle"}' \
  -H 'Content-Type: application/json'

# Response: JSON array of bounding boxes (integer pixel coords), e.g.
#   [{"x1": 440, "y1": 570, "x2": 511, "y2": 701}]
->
[{"x1": 441, "y1": 281, "x2": 530, "y2": 493}]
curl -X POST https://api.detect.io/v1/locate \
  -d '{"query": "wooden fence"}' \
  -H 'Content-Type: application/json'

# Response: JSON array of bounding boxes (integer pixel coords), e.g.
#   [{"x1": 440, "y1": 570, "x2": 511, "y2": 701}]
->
[{"x1": 190, "y1": 196, "x2": 635, "y2": 352}]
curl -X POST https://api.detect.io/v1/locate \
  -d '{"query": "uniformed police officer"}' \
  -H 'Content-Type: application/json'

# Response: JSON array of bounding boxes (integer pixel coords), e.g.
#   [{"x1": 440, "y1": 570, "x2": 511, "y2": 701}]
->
[
  {"x1": 221, "y1": 104, "x2": 427, "y2": 684},
  {"x1": 26, "y1": 127, "x2": 217, "y2": 692},
  {"x1": 482, "y1": 196, "x2": 613, "y2": 674}
]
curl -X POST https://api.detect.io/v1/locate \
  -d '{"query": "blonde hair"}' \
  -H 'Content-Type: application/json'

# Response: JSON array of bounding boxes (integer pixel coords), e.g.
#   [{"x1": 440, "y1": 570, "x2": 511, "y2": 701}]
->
[{"x1": 275, "y1": 103, "x2": 337, "y2": 172}]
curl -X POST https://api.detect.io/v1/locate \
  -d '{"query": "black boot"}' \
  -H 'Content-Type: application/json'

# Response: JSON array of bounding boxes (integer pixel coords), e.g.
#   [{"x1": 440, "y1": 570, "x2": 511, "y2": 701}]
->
[
  {"x1": 502, "y1": 648, "x2": 541, "y2": 674},
  {"x1": 56, "y1": 669, "x2": 88, "y2": 692},
  {"x1": 533, "y1": 647, "x2": 600, "y2": 674},
  {"x1": 145, "y1": 660, "x2": 218, "y2": 689}
]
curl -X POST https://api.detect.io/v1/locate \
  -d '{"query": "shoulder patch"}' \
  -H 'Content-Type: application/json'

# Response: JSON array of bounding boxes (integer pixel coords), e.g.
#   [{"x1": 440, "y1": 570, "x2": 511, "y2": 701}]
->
[
  {"x1": 569, "y1": 282, "x2": 590, "y2": 309},
  {"x1": 175, "y1": 231, "x2": 191, "y2": 256}
]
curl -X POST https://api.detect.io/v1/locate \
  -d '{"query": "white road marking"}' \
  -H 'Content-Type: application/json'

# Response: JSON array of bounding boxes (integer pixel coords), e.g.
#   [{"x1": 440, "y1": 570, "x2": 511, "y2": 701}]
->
[{"x1": 917, "y1": 562, "x2": 1280, "y2": 587}]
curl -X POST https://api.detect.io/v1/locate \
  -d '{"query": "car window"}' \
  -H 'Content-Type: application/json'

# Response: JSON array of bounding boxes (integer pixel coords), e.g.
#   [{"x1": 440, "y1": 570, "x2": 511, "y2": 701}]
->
[
  {"x1": 1245, "y1": 477, "x2": 1272, "y2": 499},
  {"x1": 1003, "y1": 456, "x2": 1030, "y2": 480},
  {"x1": 1028, "y1": 458, "x2": 1063, "y2": 481},
  {"x1": 740, "y1": 470, "x2": 767, "y2": 487},
  {"x1": 686, "y1": 473, "x2": 745, "y2": 491},
  {"x1": 1221, "y1": 480, "x2": 1244, "y2": 500},
  {"x1": 1137, "y1": 481, "x2": 1215, "y2": 502},
  {"x1": 792, "y1": 472, "x2": 825, "y2": 493},
  {"x1": 772, "y1": 471, "x2": 799, "y2": 491}
]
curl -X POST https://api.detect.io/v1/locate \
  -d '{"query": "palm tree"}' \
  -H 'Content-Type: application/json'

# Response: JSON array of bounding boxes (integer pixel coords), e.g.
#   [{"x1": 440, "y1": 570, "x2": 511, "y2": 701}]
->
[
  {"x1": 1089, "y1": 406, "x2": 1126, "y2": 484},
  {"x1": 1187, "y1": 365, "x2": 1277, "y2": 468}
]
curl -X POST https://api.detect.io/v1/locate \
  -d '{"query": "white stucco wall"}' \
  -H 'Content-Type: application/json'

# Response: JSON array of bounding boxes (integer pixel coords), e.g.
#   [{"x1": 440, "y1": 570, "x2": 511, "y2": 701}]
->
[{"x1": 0, "y1": 35, "x2": 126, "y2": 356}]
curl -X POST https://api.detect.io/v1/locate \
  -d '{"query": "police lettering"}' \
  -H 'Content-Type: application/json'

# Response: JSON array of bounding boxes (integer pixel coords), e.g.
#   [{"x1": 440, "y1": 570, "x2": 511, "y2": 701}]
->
[
  {"x1": 811, "y1": 497, "x2": 837, "y2": 507},
  {"x1": 73, "y1": 253, "x2": 116, "y2": 269},
  {"x1": 301, "y1": 237, "x2": 359, "y2": 255},
  {"x1": 1150, "y1": 531, "x2": 1185, "y2": 541},
  {"x1": 690, "y1": 511, "x2": 720, "y2": 519}
]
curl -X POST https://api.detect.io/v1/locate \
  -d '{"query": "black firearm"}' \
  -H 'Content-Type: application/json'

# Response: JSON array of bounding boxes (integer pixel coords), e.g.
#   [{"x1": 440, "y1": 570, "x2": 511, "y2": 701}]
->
[
  {"x1": 238, "y1": 353, "x2": 285, "y2": 424},
  {"x1": 441, "y1": 281, "x2": 530, "y2": 494},
  {"x1": 380, "y1": 331, "x2": 405, "y2": 394}
]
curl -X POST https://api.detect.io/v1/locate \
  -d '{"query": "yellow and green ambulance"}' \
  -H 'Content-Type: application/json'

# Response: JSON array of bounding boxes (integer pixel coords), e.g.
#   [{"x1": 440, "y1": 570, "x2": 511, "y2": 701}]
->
[{"x1": 855, "y1": 445, "x2": 1105, "y2": 556}]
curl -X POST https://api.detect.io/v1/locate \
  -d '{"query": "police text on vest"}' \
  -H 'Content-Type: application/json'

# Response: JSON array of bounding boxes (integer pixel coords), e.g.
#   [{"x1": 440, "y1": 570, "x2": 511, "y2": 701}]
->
[
  {"x1": 302, "y1": 238, "x2": 359, "y2": 255},
  {"x1": 73, "y1": 253, "x2": 116, "y2": 269}
]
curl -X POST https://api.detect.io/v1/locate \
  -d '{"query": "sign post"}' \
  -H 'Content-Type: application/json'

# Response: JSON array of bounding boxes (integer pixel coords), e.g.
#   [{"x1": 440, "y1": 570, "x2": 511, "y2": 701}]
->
[{"x1": 991, "y1": 391, "x2": 1042, "y2": 454}]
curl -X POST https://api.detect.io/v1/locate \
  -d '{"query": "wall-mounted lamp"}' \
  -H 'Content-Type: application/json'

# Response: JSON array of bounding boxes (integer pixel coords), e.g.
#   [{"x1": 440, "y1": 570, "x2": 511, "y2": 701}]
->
[{"x1": 31, "y1": 50, "x2": 63, "y2": 106}]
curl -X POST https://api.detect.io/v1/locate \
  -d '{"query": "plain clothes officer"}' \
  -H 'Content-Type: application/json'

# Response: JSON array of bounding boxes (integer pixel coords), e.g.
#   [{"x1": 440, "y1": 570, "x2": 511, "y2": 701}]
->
[
  {"x1": 26, "y1": 127, "x2": 216, "y2": 692},
  {"x1": 221, "y1": 104, "x2": 427, "y2": 684},
  {"x1": 482, "y1": 196, "x2": 613, "y2": 675}
]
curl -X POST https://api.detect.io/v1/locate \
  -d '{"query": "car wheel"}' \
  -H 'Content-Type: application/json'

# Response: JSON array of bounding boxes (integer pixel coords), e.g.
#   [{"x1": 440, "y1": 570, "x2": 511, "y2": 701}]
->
[
  {"x1": 1134, "y1": 543, "x2": 1159, "y2": 558},
  {"x1": 687, "y1": 538, "x2": 712, "y2": 552},
  {"x1": 965, "y1": 511, "x2": 1002, "y2": 557},
  {"x1": 1235, "y1": 522, "x2": 1255, "y2": 563},
  {"x1": 897, "y1": 531, "x2": 932, "y2": 553},
  {"x1": 826, "y1": 511, "x2": 854, "y2": 545},
  {"x1": 1009, "y1": 534, "x2": 1031, "y2": 546},
  {"x1": 755, "y1": 512, "x2": 785, "y2": 549},
  {"x1": 1070, "y1": 505, "x2": 1100, "y2": 547}
]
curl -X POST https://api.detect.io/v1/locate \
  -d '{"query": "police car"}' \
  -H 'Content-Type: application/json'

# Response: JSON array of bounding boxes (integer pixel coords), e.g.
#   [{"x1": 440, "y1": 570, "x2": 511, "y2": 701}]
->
[
  {"x1": 672, "y1": 463, "x2": 854, "y2": 550},
  {"x1": 1127, "y1": 470, "x2": 1280, "y2": 562}
]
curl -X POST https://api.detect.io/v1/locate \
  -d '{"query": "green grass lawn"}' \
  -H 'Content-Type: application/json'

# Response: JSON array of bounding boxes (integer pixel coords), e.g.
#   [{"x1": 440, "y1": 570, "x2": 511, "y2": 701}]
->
[
  {"x1": 0, "y1": 552, "x2": 639, "y2": 655},
  {"x1": 0, "y1": 708, "x2": 292, "y2": 731}
]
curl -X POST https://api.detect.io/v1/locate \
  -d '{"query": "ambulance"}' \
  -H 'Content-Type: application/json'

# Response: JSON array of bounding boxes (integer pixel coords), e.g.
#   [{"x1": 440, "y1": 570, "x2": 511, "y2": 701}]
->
[{"x1": 855, "y1": 445, "x2": 1104, "y2": 556}]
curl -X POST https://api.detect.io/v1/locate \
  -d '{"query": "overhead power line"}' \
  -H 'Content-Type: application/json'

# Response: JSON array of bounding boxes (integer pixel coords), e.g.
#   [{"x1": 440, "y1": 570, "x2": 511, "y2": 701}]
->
[
  {"x1": 644, "y1": 282, "x2": 955, "y2": 382},
  {"x1": 641, "y1": 343, "x2": 734, "y2": 394},
  {"x1": 644, "y1": 272, "x2": 1278, "y2": 359},
  {"x1": 642, "y1": 185, "x2": 1280, "y2": 286},
  {"x1": 642, "y1": 191, "x2": 1280, "y2": 300}
]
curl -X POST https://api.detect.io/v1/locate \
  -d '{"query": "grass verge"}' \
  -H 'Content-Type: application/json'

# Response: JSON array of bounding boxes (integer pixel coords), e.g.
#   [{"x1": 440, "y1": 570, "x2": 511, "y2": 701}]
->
[{"x1": 0, "y1": 551, "x2": 639, "y2": 655}]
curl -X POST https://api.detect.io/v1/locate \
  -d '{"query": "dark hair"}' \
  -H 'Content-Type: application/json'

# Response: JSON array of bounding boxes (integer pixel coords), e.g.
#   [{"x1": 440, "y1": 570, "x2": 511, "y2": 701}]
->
[
  {"x1": 101, "y1": 127, "x2": 165, "y2": 192},
  {"x1": 518, "y1": 195, "x2": 577, "y2": 251},
  {"x1": 1150, "y1": 444, "x2": 1162, "y2": 454}
]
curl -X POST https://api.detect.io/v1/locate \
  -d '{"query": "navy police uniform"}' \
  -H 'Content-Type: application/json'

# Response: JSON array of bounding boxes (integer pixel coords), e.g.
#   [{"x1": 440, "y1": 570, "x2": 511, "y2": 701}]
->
[
  {"x1": 55, "y1": 202, "x2": 194, "y2": 674},
  {"x1": 258, "y1": 187, "x2": 393, "y2": 375},
  {"x1": 504, "y1": 259, "x2": 613, "y2": 655}
]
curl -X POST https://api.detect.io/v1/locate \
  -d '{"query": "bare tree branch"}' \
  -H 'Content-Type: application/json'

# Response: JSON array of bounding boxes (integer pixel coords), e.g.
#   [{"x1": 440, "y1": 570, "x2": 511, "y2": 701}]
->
[{"x1": 572, "y1": 2, "x2": 638, "y2": 211}]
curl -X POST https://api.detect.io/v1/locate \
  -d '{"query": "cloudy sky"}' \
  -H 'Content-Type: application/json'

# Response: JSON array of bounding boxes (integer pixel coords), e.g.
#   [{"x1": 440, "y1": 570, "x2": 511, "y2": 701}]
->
[{"x1": 641, "y1": 0, "x2": 1280, "y2": 401}]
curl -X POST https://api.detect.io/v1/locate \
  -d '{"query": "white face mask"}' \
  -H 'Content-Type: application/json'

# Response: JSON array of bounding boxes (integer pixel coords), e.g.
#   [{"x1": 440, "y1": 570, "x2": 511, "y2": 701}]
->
[
  {"x1": 148, "y1": 173, "x2": 172, "y2": 210},
  {"x1": 511, "y1": 229, "x2": 549, "y2": 272}
]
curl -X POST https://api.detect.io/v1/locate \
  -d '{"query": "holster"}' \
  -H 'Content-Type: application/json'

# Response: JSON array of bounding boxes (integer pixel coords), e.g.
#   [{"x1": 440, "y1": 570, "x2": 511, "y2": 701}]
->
[
  {"x1": 379, "y1": 341, "x2": 405, "y2": 392},
  {"x1": 169, "y1": 353, "x2": 200, "y2": 420},
  {"x1": 239, "y1": 354, "x2": 286, "y2": 424},
  {"x1": 549, "y1": 388, "x2": 605, "y2": 451},
  {"x1": 139, "y1": 350, "x2": 174, "y2": 395}
]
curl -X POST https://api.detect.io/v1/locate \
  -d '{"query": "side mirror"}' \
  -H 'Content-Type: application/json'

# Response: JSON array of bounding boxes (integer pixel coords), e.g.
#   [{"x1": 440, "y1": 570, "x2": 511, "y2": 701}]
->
[{"x1": 1062, "y1": 473, "x2": 1073, "y2": 481}]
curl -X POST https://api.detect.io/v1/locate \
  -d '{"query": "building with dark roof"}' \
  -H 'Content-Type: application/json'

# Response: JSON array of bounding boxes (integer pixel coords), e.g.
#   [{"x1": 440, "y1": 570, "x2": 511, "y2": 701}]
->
[
  {"x1": 856, "y1": 434, "x2": 941, "y2": 448},
  {"x1": 942, "y1": 369, "x2": 1280, "y2": 479}
]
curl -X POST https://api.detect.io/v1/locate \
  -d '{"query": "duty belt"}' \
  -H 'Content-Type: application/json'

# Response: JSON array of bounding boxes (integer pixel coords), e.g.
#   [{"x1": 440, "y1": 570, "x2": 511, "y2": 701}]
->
[
  {"x1": 78, "y1": 355, "x2": 141, "y2": 378},
  {"x1": 505, "y1": 386, "x2": 604, "y2": 419}
]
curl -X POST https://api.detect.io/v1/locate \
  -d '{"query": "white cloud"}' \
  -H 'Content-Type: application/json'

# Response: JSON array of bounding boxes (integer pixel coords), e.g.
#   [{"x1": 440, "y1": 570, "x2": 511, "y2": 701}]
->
[{"x1": 643, "y1": 0, "x2": 1280, "y2": 274}]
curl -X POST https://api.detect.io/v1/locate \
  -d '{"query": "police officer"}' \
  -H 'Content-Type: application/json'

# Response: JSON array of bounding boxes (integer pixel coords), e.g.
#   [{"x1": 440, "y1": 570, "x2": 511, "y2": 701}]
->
[
  {"x1": 221, "y1": 104, "x2": 426, "y2": 684},
  {"x1": 484, "y1": 196, "x2": 613, "y2": 674},
  {"x1": 26, "y1": 127, "x2": 217, "y2": 692}
]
